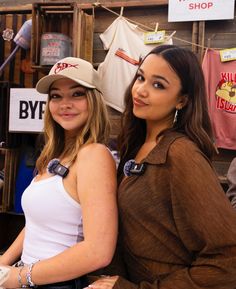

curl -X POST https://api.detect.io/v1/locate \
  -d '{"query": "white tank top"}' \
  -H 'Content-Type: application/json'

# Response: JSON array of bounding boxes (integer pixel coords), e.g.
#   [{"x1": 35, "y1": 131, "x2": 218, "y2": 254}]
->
[{"x1": 21, "y1": 175, "x2": 83, "y2": 264}]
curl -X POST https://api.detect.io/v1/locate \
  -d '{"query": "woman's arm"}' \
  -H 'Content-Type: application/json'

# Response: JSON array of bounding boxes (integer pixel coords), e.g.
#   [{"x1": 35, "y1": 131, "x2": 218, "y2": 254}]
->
[
  {"x1": 0, "y1": 228, "x2": 25, "y2": 265},
  {"x1": 4, "y1": 143, "x2": 118, "y2": 288},
  {"x1": 154, "y1": 143, "x2": 236, "y2": 289}
]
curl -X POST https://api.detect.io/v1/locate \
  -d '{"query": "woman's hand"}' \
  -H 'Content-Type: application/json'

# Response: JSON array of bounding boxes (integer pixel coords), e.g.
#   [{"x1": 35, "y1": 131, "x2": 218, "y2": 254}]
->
[
  {"x1": 86, "y1": 275, "x2": 119, "y2": 289},
  {"x1": 1, "y1": 266, "x2": 19, "y2": 288},
  {"x1": 0, "y1": 266, "x2": 10, "y2": 286}
]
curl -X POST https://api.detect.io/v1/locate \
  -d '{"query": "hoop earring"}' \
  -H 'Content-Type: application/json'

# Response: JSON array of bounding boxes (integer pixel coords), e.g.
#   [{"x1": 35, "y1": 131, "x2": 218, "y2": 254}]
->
[{"x1": 173, "y1": 109, "x2": 179, "y2": 124}]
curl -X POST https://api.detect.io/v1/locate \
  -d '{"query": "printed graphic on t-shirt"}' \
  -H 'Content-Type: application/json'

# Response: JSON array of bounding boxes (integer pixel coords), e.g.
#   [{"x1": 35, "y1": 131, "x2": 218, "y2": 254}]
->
[
  {"x1": 216, "y1": 72, "x2": 236, "y2": 113},
  {"x1": 115, "y1": 48, "x2": 140, "y2": 66}
]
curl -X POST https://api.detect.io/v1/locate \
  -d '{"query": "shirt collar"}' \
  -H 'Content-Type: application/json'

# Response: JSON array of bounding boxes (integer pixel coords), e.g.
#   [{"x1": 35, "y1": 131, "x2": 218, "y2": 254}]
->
[{"x1": 144, "y1": 132, "x2": 186, "y2": 165}]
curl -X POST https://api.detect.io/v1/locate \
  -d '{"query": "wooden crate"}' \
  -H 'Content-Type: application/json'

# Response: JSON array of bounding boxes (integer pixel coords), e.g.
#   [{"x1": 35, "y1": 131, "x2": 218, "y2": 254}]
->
[
  {"x1": 0, "y1": 148, "x2": 19, "y2": 212},
  {"x1": 0, "y1": 10, "x2": 40, "y2": 88},
  {"x1": 31, "y1": 2, "x2": 94, "y2": 69}
]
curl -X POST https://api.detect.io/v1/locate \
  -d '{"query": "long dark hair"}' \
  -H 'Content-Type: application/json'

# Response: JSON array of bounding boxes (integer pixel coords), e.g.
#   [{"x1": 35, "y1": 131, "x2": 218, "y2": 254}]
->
[{"x1": 118, "y1": 45, "x2": 216, "y2": 178}]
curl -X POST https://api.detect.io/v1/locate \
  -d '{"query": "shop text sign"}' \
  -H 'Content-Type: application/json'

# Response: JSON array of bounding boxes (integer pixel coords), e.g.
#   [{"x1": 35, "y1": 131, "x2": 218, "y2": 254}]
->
[
  {"x1": 9, "y1": 88, "x2": 47, "y2": 133},
  {"x1": 168, "y1": 0, "x2": 235, "y2": 22}
]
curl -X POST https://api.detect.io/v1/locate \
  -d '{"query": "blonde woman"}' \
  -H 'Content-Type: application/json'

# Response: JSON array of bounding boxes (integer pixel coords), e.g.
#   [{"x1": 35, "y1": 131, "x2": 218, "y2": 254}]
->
[{"x1": 0, "y1": 57, "x2": 118, "y2": 289}]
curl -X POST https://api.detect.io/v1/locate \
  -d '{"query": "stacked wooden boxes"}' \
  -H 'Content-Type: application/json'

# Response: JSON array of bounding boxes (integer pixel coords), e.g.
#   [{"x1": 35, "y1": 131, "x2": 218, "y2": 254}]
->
[
  {"x1": 0, "y1": 10, "x2": 35, "y2": 88},
  {"x1": 31, "y1": 2, "x2": 94, "y2": 69}
]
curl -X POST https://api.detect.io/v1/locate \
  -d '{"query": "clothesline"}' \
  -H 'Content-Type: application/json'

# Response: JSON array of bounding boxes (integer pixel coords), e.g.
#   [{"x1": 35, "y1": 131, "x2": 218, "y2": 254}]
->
[
  {"x1": 92, "y1": 2, "x2": 236, "y2": 51},
  {"x1": 92, "y1": 1, "x2": 209, "y2": 50}
]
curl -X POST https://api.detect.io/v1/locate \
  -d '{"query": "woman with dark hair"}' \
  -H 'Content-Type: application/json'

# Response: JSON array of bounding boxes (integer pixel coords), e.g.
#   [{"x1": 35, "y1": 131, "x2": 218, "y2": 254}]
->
[{"x1": 88, "y1": 45, "x2": 236, "y2": 289}]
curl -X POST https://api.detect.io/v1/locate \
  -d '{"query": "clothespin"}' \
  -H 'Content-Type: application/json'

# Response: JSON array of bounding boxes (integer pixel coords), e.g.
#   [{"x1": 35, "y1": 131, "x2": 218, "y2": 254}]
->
[
  {"x1": 155, "y1": 23, "x2": 159, "y2": 32},
  {"x1": 92, "y1": 2, "x2": 101, "y2": 7},
  {"x1": 166, "y1": 30, "x2": 176, "y2": 42},
  {"x1": 92, "y1": 5, "x2": 95, "y2": 17}
]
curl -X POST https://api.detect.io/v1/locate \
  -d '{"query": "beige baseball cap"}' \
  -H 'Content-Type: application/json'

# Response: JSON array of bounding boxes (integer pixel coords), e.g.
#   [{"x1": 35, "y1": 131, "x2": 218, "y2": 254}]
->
[{"x1": 36, "y1": 57, "x2": 101, "y2": 93}]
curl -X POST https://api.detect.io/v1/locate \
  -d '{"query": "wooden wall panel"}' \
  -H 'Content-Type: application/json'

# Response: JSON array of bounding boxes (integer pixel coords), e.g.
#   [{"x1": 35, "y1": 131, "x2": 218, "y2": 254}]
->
[
  {"x1": 205, "y1": 19, "x2": 236, "y2": 49},
  {"x1": 0, "y1": 1, "x2": 168, "y2": 8},
  {"x1": 76, "y1": 10, "x2": 94, "y2": 62},
  {"x1": 0, "y1": 12, "x2": 41, "y2": 88}
]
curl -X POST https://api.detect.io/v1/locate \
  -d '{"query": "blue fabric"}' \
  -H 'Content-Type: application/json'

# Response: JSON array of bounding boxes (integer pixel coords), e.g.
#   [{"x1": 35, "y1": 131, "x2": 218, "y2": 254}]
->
[{"x1": 14, "y1": 153, "x2": 34, "y2": 213}]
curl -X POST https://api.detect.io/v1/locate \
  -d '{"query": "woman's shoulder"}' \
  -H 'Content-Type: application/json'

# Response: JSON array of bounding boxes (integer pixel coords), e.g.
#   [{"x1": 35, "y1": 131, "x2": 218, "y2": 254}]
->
[
  {"x1": 80, "y1": 143, "x2": 108, "y2": 152},
  {"x1": 170, "y1": 135, "x2": 198, "y2": 151},
  {"x1": 145, "y1": 132, "x2": 201, "y2": 165},
  {"x1": 77, "y1": 143, "x2": 114, "y2": 162},
  {"x1": 168, "y1": 135, "x2": 210, "y2": 166},
  {"x1": 159, "y1": 132, "x2": 201, "y2": 157}
]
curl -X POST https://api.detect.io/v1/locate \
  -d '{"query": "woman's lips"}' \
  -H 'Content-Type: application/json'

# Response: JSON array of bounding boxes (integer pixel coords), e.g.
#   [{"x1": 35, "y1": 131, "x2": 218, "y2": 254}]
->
[
  {"x1": 133, "y1": 98, "x2": 148, "y2": 106},
  {"x1": 60, "y1": 113, "x2": 77, "y2": 119}
]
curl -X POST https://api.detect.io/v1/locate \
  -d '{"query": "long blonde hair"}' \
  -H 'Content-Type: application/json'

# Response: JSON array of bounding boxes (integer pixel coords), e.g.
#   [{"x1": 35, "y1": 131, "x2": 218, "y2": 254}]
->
[{"x1": 36, "y1": 89, "x2": 110, "y2": 174}]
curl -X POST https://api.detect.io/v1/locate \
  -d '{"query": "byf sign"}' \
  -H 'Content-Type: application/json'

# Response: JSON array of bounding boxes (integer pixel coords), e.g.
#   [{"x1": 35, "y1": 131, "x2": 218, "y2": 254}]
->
[
  {"x1": 19, "y1": 100, "x2": 45, "y2": 120},
  {"x1": 9, "y1": 88, "x2": 47, "y2": 132}
]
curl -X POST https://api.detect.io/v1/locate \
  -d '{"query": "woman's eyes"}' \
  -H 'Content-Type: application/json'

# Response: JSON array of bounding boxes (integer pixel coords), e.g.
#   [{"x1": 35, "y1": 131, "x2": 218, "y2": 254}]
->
[
  {"x1": 73, "y1": 91, "x2": 86, "y2": 97},
  {"x1": 49, "y1": 91, "x2": 86, "y2": 99},
  {"x1": 136, "y1": 74, "x2": 144, "y2": 81},
  {"x1": 136, "y1": 74, "x2": 164, "y2": 89},
  {"x1": 49, "y1": 94, "x2": 60, "y2": 99},
  {"x1": 153, "y1": 82, "x2": 164, "y2": 89}
]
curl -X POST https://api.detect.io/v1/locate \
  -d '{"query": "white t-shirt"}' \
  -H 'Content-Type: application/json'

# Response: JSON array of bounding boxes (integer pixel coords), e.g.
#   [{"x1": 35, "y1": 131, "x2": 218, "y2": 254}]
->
[{"x1": 98, "y1": 16, "x2": 172, "y2": 112}]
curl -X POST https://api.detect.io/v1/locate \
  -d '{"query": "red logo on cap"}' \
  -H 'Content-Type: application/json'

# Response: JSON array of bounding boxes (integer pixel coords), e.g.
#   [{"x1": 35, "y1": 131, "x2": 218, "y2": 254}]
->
[{"x1": 54, "y1": 62, "x2": 79, "y2": 74}]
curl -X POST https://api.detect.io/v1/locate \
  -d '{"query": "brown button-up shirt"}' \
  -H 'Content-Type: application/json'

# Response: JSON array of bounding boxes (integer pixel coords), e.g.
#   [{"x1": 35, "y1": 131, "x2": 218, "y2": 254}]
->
[{"x1": 111, "y1": 132, "x2": 236, "y2": 289}]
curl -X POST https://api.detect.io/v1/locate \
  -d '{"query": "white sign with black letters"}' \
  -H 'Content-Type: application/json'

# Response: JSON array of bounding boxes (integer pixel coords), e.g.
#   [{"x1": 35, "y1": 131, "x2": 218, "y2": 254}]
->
[
  {"x1": 9, "y1": 88, "x2": 47, "y2": 132},
  {"x1": 168, "y1": 0, "x2": 235, "y2": 22}
]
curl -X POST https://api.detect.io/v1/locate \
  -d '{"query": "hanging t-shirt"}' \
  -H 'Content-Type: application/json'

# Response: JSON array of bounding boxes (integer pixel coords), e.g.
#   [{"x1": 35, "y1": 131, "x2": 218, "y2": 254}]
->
[
  {"x1": 202, "y1": 48, "x2": 236, "y2": 150},
  {"x1": 98, "y1": 16, "x2": 172, "y2": 112}
]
